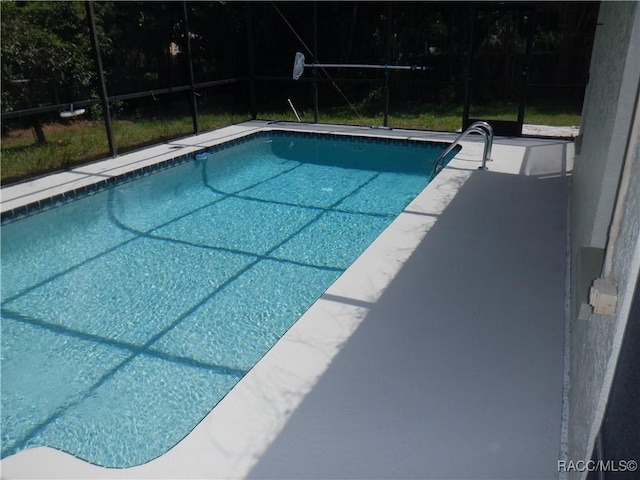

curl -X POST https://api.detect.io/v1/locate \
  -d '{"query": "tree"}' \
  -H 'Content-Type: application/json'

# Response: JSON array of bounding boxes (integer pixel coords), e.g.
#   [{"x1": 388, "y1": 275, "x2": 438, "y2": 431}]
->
[{"x1": 1, "y1": 1, "x2": 94, "y2": 142}]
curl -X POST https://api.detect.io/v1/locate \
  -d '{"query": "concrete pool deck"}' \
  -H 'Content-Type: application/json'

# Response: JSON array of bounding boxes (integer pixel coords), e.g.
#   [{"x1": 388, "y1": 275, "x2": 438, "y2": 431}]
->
[{"x1": 1, "y1": 121, "x2": 573, "y2": 479}]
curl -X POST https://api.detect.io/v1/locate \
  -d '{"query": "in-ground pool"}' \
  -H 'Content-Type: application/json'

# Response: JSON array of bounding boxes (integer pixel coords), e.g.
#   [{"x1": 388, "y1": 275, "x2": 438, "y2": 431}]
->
[{"x1": 1, "y1": 131, "x2": 456, "y2": 467}]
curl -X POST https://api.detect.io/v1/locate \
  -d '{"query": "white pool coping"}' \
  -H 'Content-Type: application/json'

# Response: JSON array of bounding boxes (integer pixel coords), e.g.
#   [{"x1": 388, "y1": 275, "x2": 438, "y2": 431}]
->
[{"x1": 1, "y1": 121, "x2": 574, "y2": 479}]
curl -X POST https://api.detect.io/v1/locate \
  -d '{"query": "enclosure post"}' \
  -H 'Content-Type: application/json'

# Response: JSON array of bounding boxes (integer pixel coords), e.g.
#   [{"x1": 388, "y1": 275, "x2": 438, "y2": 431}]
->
[
  {"x1": 246, "y1": 2, "x2": 257, "y2": 119},
  {"x1": 384, "y1": 2, "x2": 392, "y2": 127},
  {"x1": 313, "y1": 1, "x2": 319, "y2": 123},
  {"x1": 383, "y1": 69, "x2": 390, "y2": 127},
  {"x1": 85, "y1": 0, "x2": 116, "y2": 157},
  {"x1": 462, "y1": 4, "x2": 478, "y2": 130},
  {"x1": 183, "y1": 1, "x2": 199, "y2": 134},
  {"x1": 518, "y1": 6, "x2": 537, "y2": 130}
]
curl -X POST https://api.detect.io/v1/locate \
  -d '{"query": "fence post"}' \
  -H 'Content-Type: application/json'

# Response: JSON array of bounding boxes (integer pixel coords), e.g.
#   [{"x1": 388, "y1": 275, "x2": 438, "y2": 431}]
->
[{"x1": 85, "y1": 0, "x2": 116, "y2": 157}]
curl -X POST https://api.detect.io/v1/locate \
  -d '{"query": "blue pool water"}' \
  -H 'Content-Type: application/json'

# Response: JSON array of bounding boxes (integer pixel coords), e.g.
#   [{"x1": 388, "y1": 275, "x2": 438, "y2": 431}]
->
[{"x1": 1, "y1": 132, "x2": 453, "y2": 467}]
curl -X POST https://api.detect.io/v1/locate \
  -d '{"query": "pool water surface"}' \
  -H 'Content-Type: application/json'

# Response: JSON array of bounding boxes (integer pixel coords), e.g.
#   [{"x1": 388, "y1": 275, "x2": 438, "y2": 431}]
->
[{"x1": 1, "y1": 132, "x2": 451, "y2": 467}]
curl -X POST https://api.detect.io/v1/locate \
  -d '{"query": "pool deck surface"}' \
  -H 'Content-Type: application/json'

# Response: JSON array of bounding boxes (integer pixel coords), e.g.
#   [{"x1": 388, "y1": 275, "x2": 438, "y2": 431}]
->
[{"x1": 1, "y1": 121, "x2": 573, "y2": 479}]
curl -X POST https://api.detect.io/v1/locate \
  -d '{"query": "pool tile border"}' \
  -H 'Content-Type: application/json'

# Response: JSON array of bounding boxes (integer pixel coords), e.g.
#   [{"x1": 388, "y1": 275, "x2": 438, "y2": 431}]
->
[
  {"x1": 1, "y1": 127, "x2": 453, "y2": 225},
  {"x1": 1, "y1": 134, "x2": 258, "y2": 225}
]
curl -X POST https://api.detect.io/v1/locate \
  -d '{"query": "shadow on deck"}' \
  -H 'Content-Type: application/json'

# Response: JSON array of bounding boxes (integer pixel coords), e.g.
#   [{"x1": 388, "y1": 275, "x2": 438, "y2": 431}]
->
[{"x1": 249, "y1": 151, "x2": 569, "y2": 479}]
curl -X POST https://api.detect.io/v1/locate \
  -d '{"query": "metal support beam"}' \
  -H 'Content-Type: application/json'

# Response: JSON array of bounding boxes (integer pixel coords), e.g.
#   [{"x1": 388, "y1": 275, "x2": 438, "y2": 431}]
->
[
  {"x1": 384, "y1": 2, "x2": 392, "y2": 127},
  {"x1": 183, "y1": 1, "x2": 199, "y2": 134},
  {"x1": 85, "y1": 0, "x2": 116, "y2": 157},
  {"x1": 518, "y1": 6, "x2": 537, "y2": 128},
  {"x1": 246, "y1": 2, "x2": 257, "y2": 119},
  {"x1": 313, "y1": 1, "x2": 319, "y2": 123},
  {"x1": 462, "y1": 4, "x2": 477, "y2": 131},
  {"x1": 0, "y1": 78, "x2": 244, "y2": 122}
]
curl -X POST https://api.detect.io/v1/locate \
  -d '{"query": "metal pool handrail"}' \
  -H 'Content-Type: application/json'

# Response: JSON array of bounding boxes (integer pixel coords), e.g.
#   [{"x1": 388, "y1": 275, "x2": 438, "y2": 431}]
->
[{"x1": 432, "y1": 121, "x2": 494, "y2": 177}]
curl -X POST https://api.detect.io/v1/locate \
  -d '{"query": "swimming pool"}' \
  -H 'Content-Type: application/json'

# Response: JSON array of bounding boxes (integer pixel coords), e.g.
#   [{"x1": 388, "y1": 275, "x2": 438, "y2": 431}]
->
[{"x1": 1, "y1": 131, "x2": 456, "y2": 467}]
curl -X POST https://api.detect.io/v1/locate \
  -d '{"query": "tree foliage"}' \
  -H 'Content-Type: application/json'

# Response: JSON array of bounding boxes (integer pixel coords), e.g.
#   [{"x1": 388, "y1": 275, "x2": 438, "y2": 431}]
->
[
  {"x1": 1, "y1": 1, "x2": 600, "y2": 119},
  {"x1": 1, "y1": 1, "x2": 94, "y2": 112}
]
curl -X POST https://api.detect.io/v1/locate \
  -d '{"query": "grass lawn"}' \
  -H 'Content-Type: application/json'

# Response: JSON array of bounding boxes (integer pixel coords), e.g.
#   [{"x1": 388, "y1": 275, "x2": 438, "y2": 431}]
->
[
  {"x1": 1, "y1": 104, "x2": 579, "y2": 185},
  {"x1": 0, "y1": 113, "x2": 248, "y2": 185}
]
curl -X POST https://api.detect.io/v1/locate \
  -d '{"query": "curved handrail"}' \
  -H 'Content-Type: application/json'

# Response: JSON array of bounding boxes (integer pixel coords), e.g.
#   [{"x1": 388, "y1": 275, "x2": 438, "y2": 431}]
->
[
  {"x1": 471, "y1": 121, "x2": 494, "y2": 167},
  {"x1": 432, "y1": 121, "x2": 494, "y2": 177}
]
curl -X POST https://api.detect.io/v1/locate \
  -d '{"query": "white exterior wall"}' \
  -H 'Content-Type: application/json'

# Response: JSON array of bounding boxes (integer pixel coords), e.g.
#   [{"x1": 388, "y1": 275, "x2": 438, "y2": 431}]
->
[
  {"x1": 572, "y1": 1, "x2": 639, "y2": 251},
  {"x1": 568, "y1": 1, "x2": 640, "y2": 477}
]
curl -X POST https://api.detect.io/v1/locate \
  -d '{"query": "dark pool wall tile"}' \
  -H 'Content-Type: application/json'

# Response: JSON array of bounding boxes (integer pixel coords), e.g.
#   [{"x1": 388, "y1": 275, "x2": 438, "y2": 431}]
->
[{"x1": 1, "y1": 129, "x2": 445, "y2": 225}]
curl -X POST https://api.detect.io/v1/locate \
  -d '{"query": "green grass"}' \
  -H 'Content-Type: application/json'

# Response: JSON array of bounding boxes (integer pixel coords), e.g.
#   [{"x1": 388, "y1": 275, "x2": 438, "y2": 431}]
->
[
  {"x1": 0, "y1": 113, "x2": 249, "y2": 185},
  {"x1": 1, "y1": 104, "x2": 580, "y2": 185}
]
